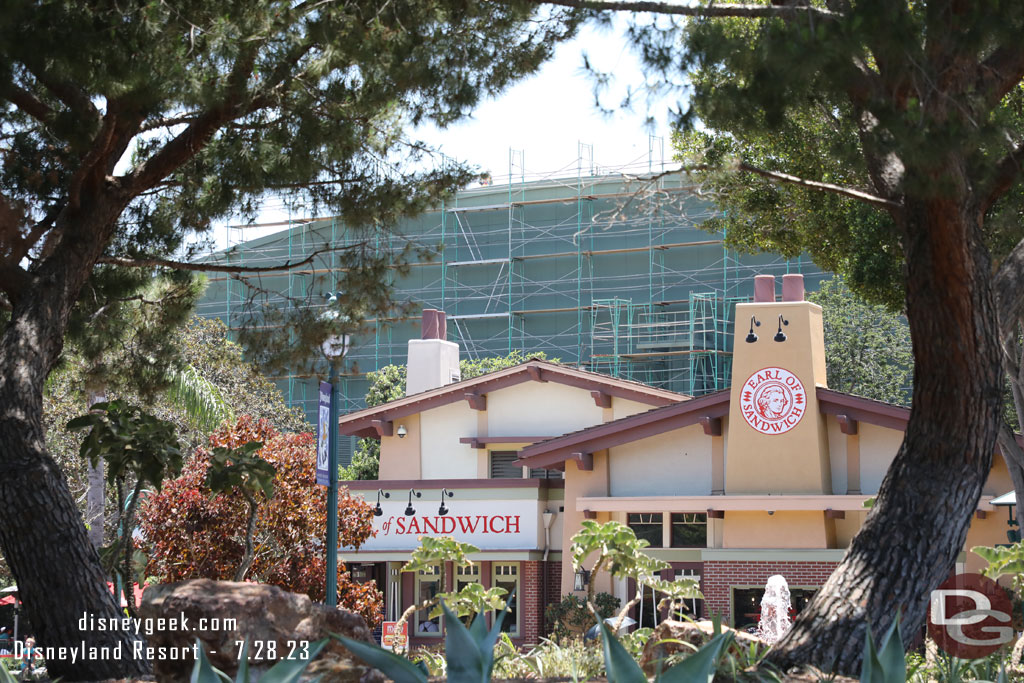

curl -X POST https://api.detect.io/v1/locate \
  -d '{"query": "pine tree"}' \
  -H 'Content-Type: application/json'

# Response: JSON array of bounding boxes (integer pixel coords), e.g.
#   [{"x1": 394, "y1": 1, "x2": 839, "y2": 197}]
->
[{"x1": 0, "y1": 3, "x2": 581, "y2": 679}]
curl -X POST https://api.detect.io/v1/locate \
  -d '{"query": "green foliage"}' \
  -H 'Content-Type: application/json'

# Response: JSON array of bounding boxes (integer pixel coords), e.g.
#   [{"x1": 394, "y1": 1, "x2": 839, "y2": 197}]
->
[
  {"x1": 337, "y1": 599, "x2": 512, "y2": 683},
  {"x1": 860, "y1": 617, "x2": 905, "y2": 683},
  {"x1": 570, "y1": 519, "x2": 670, "y2": 599},
  {"x1": 403, "y1": 536, "x2": 479, "y2": 575},
  {"x1": 205, "y1": 441, "x2": 275, "y2": 500},
  {"x1": 429, "y1": 582, "x2": 509, "y2": 621},
  {"x1": 973, "y1": 542, "x2": 1024, "y2": 587},
  {"x1": 545, "y1": 592, "x2": 621, "y2": 641},
  {"x1": 598, "y1": 618, "x2": 734, "y2": 683},
  {"x1": 808, "y1": 278, "x2": 913, "y2": 405},
  {"x1": 166, "y1": 364, "x2": 235, "y2": 435},
  {"x1": 345, "y1": 351, "x2": 555, "y2": 479},
  {"x1": 67, "y1": 399, "x2": 182, "y2": 490},
  {"x1": 189, "y1": 637, "x2": 327, "y2": 683}
]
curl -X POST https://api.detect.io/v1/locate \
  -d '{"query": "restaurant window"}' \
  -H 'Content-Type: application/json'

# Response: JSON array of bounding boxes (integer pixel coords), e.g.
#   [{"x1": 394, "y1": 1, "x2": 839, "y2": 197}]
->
[
  {"x1": 490, "y1": 451, "x2": 523, "y2": 479},
  {"x1": 415, "y1": 565, "x2": 442, "y2": 635},
  {"x1": 628, "y1": 513, "x2": 663, "y2": 548},
  {"x1": 670, "y1": 513, "x2": 708, "y2": 548},
  {"x1": 492, "y1": 563, "x2": 520, "y2": 636}
]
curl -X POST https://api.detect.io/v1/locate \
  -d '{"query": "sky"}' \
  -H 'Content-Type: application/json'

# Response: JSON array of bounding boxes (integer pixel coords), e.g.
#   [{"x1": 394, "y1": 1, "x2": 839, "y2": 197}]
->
[{"x1": 213, "y1": 16, "x2": 685, "y2": 250}]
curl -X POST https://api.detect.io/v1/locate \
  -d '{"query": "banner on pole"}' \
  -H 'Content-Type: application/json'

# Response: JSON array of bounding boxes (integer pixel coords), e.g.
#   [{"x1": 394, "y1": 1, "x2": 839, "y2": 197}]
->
[{"x1": 316, "y1": 381, "x2": 331, "y2": 486}]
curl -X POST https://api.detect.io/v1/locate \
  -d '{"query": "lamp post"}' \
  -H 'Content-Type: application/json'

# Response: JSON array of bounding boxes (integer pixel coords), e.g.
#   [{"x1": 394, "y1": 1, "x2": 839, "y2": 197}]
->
[{"x1": 321, "y1": 293, "x2": 349, "y2": 607}]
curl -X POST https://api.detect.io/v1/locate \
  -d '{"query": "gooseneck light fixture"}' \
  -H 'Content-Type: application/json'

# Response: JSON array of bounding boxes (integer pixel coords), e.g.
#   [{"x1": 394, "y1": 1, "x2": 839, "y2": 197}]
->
[
  {"x1": 745, "y1": 316, "x2": 761, "y2": 343},
  {"x1": 774, "y1": 315, "x2": 789, "y2": 342},
  {"x1": 405, "y1": 488, "x2": 421, "y2": 516},
  {"x1": 374, "y1": 488, "x2": 390, "y2": 517},
  {"x1": 438, "y1": 488, "x2": 455, "y2": 516}
]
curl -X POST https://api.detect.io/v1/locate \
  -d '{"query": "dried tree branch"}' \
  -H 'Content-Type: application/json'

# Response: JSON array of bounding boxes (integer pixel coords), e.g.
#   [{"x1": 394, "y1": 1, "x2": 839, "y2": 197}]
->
[
  {"x1": 98, "y1": 243, "x2": 367, "y2": 274},
  {"x1": 532, "y1": 0, "x2": 839, "y2": 19}
]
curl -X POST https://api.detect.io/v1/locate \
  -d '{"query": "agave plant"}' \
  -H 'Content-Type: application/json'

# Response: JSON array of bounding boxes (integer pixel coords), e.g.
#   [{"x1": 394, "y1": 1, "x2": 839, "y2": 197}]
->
[
  {"x1": 189, "y1": 638, "x2": 327, "y2": 683},
  {"x1": 335, "y1": 599, "x2": 511, "y2": 683}
]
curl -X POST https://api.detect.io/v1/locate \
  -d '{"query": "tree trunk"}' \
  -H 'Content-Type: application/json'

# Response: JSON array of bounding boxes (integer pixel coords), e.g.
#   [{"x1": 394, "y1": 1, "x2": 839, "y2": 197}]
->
[
  {"x1": 768, "y1": 190, "x2": 1003, "y2": 674},
  {"x1": 234, "y1": 492, "x2": 259, "y2": 582},
  {"x1": 0, "y1": 202, "x2": 150, "y2": 680}
]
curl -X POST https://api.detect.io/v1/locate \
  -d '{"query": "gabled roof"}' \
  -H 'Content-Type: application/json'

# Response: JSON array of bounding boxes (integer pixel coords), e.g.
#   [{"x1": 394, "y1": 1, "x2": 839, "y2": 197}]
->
[
  {"x1": 516, "y1": 389, "x2": 731, "y2": 470},
  {"x1": 337, "y1": 359, "x2": 687, "y2": 438},
  {"x1": 517, "y1": 386, "x2": 917, "y2": 471}
]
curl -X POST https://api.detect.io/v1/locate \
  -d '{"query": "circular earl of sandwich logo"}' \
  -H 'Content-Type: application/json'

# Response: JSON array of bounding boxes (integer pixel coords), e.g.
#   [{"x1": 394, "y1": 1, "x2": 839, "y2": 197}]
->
[{"x1": 740, "y1": 367, "x2": 806, "y2": 435}]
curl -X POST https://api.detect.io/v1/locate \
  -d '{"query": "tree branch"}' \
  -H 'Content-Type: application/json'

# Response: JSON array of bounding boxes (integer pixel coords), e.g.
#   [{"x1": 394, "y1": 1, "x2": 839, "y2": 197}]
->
[
  {"x1": 533, "y1": 0, "x2": 840, "y2": 19},
  {"x1": 980, "y1": 141, "x2": 1024, "y2": 216},
  {"x1": 976, "y1": 45, "x2": 1024, "y2": 110},
  {"x1": 1, "y1": 82, "x2": 55, "y2": 124},
  {"x1": 97, "y1": 244, "x2": 367, "y2": 274},
  {"x1": 735, "y1": 161, "x2": 902, "y2": 210},
  {"x1": 994, "y1": 237, "x2": 1024, "y2": 340},
  {"x1": 21, "y1": 57, "x2": 101, "y2": 124}
]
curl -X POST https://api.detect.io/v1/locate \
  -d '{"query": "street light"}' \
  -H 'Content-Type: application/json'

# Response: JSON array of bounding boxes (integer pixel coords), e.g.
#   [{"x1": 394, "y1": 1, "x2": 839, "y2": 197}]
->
[{"x1": 321, "y1": 292, "x2": 350, "y2": 607}]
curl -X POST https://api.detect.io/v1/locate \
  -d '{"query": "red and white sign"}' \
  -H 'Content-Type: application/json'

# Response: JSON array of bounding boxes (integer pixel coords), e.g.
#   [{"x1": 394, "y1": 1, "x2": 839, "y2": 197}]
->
[
  {"x1": 740, "y1": 367, "x2": 806, "y2": 435},
  {"x1": 381, "y1": 621, "x2": 408, "y2": 649},
  {"x1": 353, "y1": 499, "x2": 539, "y2": 551},
  {"x1": 928, "y1": 573, "x2": 1014, "y2": 659}
]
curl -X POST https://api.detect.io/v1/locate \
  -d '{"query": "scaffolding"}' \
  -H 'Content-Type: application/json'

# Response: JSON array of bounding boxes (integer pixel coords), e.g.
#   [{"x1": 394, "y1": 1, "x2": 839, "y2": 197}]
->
[{"x1": 195, "y1": 139, "x2": 826, "y2": 461}]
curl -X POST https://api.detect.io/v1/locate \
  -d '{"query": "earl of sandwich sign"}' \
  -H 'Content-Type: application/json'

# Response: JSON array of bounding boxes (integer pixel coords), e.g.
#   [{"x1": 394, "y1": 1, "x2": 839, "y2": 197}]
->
[{"x1": 352, "y1": 499, "x2": 539, "y2": 551}]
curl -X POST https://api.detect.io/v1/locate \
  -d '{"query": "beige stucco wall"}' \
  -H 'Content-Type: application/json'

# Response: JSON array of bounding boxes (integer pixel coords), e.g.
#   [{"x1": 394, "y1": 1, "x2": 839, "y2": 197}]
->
[
  {"x1": 608, "y1": 424, "x2": 711, "y2": 497},
  {"x1": 722, "y1": 511, "x2": 830, "y2": 549},
  {"x1": 419, "y1": 402, "x2": 480, "y2": 479},
  {"x1": 561, "y1": 451, "x2": 610, "y2": 596},
  {"x1": 826, "y1": 416, "x2": 848, "y2": 495},
  {"x1": 487, "y1": 381, "x2": 604, "y2": 435},
  {"x1": 613, "y1": 397, "x2": 659, "y2": 421},
  {"x1": 858, "y1": 424, "x2": 904, "y2": 494},
  {"x1": 379, "y1": 413, "x2": 421, "y2": 480}
]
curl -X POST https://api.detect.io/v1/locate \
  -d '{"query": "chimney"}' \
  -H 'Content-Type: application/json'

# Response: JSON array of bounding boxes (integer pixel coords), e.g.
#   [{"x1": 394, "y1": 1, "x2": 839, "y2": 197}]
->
[
  {"x1": 406, "y1": 309, "x2": 461, "y2": 395},
  {"x1": 726, "y1": 273, "x2": 831, "y2": 495}
]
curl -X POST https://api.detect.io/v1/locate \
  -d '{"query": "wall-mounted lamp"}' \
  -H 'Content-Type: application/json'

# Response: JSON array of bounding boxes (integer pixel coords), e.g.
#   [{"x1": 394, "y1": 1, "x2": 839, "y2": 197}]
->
[
  {"x1": 405, "y1": 488, "x2": 421, "y2": 516},
  {"x1": 573, "y1": 567, "x2": 591, "y2": 592},
  {"x1": 374, "y1": 488, "x2": 390, "y2": 517},
  {"x1": 438, "y1": 488, "x2": 455, "y2": 516},
  {"x1": 746, "y1": 316, "x2": 761, "y2": 343},
  {"x1": 397, "y1": 425, "x2": 408, "y2": 439},
  {"x1": 774, "y1": 315, "x2": 789, "y2": 342},
  {"x1": 767, "y1": 510, "x2": 775, "y2": 516}
]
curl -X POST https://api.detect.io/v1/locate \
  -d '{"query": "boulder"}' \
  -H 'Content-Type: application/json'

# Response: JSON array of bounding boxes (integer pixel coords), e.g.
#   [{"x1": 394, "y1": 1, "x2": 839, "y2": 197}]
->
[
  {"x1": 139, "y1": 579, "x2": 384, "y2": 682},
  {"x1": 639, "y1": 619, "x2": 764, "y2": 676}
]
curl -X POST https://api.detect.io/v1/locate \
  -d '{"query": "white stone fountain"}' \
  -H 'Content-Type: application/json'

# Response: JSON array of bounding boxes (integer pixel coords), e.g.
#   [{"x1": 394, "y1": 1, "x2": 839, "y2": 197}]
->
[{"x1": 755, "y1": 574, "x2": 792, "y2": 644}]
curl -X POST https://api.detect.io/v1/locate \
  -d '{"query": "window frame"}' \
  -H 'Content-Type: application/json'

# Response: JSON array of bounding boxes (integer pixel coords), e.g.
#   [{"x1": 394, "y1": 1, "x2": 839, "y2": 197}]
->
[
  {"x1": 491, "y1": 562, "x2": 520, "y2": 637},
  {"x1": 414, "y1": 564, "x2": 443, "y2": 637}
]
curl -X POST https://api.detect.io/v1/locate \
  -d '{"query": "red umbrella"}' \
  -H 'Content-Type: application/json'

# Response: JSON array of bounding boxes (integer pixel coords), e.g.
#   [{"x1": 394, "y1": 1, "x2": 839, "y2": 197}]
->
[
  {"x1": 106, "y1": 582, "x2": 145, "y2": 608},
  {"x1": 0, "y1": 596, "x2": 17, "y2": 607}
]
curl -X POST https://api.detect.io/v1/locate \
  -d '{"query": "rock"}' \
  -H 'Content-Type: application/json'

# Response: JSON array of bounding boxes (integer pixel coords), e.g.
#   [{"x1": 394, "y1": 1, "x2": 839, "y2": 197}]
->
[
  {"x1": 639, "y1": 619, "x2": 764, "y2": 675},
  {"x1": 139, "y1": 579, "x2": 384, "y2": 682}
]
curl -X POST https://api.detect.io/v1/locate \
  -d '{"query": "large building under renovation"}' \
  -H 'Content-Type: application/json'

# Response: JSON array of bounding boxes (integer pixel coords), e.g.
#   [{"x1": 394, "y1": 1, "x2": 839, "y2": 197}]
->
[{"x1": 195, "y1": 162, "x2": 826, "y2": 464}]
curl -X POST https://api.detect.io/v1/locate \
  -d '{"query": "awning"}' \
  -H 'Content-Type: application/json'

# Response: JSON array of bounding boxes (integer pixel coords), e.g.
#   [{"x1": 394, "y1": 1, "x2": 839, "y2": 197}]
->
[{"x1": 992, "y1": 491, "x2": 1017, "y2": 506}]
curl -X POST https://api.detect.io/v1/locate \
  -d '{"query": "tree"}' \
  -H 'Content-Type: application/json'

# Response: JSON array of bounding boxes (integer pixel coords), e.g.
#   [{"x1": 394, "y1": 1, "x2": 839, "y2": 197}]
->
[
  {"x1": 138, "y1": 415, "x2": 383, "y2": 628},
  {"x1": 537, "y1": 0, "x2": 1024, "y2": 674},
  {"x1": 808, "y1": 278, "x2": 912, "y2": 406},
  {"x1": 0, "y1": 3, "x2": 582, "y2": 675},
  {"x1": 343, "y1": 351, "x2": 553, "y2": 480}
]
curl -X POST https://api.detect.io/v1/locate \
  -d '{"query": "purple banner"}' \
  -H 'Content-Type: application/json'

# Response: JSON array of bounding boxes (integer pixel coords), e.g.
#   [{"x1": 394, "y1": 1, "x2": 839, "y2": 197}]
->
[{"x1": 316, "y1": 381, "x2": 331, "y2": 486}]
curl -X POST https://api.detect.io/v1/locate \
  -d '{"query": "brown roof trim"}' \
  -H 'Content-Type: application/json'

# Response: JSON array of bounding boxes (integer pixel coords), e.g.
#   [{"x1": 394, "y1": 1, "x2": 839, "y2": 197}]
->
[
  {"x1": 516, "y1": 389, "x2": 731, "y2": 470},
  {"x1": 338, "y1": 359, "x2": 686, "y2": 437},
  {"x1": 815, "y1": 388, "x2": 909, "y2": 431},
  {"x1": 343, "y1": 478, "x2": 565, "y2": 491}
]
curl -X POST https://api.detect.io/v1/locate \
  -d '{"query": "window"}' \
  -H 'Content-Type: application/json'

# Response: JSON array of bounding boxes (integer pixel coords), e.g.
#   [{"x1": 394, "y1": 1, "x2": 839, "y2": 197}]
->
[
  {"x1": 529, "y1": 466, "x2": 562, "y2": 479},
  {"x1": 492, "y1": 563, "x2": 519, "y2": 635},
  {"x1": 671, "y1": 513, "x2": 708, "y2": 548},
  {"x1": 415, "y1": 565, "x2": 442, "y2": 635},
  {"x1": 490, "y1": 451, "x2": 522, "y2": 479},
  {"x1": 628, "y1": 513, "x2": 663, "y2": 548}
]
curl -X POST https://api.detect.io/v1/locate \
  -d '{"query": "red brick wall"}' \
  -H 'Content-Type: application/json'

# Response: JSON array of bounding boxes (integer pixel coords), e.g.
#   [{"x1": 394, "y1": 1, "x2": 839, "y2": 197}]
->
[
  {"x1": 702, "y1": 560, "x2": 838, "y2": 624},
  {"x1": 521, "y1": 560, "x2": 563, "y2": 645}
]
